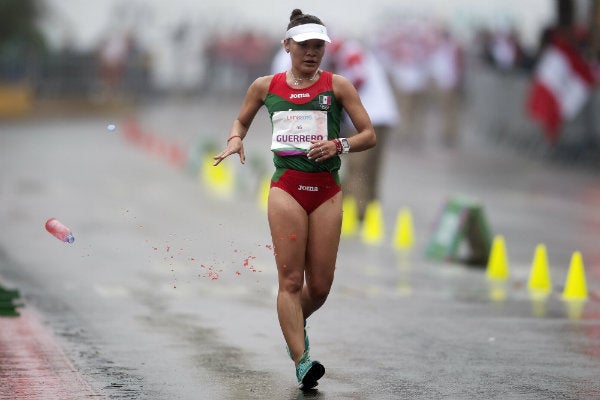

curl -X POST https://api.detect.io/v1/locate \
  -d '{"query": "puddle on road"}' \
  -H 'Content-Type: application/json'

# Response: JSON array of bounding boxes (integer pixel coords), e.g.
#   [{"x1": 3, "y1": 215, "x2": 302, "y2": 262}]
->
[{"x1": 137, "y1": 310, "x2": 283, "y2": 399}]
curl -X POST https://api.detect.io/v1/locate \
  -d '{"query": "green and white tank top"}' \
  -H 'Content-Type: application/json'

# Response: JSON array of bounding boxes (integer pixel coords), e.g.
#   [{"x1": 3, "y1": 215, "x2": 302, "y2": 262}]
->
[{"x1": 264, "y1": 71, "x2": 342, "y2": 173}]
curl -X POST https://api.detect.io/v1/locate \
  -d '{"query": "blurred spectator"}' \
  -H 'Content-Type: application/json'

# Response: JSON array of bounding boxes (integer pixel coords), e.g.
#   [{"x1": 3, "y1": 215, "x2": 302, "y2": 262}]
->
[
  {"x1": 489, "y1": 27, "x2": 521, "y2": 70},
  {"x1": 98, "y1": 30, "x2": 132, "y2": 100},
  {"x1": 238, "y1": 31, "x2": 271, "y2": 85},
  {"x1": 328, "y1": 37, "x2": 400, "y2": 220},
  {"x1": 376, "y1": 22, "x2": 430, "y2": 146},
  {"x1": 171, "y1": 20, "x2": 191, "y2": 93},
  {"x1": 428, "y1": 26, "x2": 465, "y2": 146},
  {"x1": 202, "y1": 29, "x2": 272, "y2": 93},
  {"x1": 124, "y1": 32, "x2": 152, "y2": 98},
  {"x1": 476, "y1": 25, "x2": 532, "y2": 71}
]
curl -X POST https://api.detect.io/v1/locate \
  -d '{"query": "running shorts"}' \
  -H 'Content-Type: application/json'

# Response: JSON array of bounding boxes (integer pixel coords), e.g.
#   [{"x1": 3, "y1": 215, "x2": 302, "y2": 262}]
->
[{"x1": 271, "y1": 169, "x2": 341, "y2": 214}]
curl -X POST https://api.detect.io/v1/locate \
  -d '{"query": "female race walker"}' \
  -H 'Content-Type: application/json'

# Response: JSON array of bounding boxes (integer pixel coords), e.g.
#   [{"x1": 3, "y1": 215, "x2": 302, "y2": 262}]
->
[{"x1": 213, "y1": 9, "x2": 376, "y2": 390}]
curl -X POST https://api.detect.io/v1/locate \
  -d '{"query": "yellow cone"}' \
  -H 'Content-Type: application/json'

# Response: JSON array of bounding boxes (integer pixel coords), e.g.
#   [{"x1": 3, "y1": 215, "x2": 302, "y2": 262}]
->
[
  {"x1": 341, "y1": 196, "x2": 359, "y2": 237},
  {"x1": 486, "y1": 235, "x2": 510, "y2": 281},
  {"x1": 527, "y1": 244, "x2": 552, "y2": 295},
  {"x1": 361, "y1": 200, "x2": 385, "y2": 245},
  {"x1": 392, "y1": 207, "x2": 414, "y2": 251},
  {"x1": 562, "y1": 251, "x2": 588, "y2": 300},
  {"x1": 202, "y1": 153, "x2": 234, "y2": 198},
  {"x1": 257, "y1": 176, "x2": 271, "y2": 212}
]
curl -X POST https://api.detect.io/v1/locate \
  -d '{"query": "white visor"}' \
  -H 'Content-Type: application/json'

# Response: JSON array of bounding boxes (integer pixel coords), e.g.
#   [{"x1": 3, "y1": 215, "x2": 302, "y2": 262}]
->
[{"x1": 285, "y1": 23, "x2": 331, "y2": 43}]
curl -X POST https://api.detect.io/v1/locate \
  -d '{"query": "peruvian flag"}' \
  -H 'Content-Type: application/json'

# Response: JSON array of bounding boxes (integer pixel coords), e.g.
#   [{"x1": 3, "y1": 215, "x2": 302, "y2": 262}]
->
[{"x1": 526, "y1": 35, "x2": 595, "y2": 143}]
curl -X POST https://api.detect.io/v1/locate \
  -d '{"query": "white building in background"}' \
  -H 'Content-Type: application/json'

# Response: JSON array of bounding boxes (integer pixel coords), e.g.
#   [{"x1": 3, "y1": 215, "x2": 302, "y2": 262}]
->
[{"x1": 39, "y1": 0, "x2": 554, "y2": 89}]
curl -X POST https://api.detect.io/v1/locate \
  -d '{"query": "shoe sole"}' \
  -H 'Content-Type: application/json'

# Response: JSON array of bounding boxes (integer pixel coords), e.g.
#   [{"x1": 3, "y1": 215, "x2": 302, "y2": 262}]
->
[{"x1": 300, "y1": 361, "x2": 325, "y2": 390}]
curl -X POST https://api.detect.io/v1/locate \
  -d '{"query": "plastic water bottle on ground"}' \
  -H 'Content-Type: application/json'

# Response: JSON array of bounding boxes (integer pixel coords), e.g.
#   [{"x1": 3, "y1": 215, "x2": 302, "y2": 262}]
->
[{"x1": 45, "y1": 218, "x2": 75, "y2": 244}]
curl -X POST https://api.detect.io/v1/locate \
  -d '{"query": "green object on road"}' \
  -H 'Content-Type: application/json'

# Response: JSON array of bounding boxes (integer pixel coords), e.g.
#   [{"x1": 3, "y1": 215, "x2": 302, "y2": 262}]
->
[
  {"x1": 0, "y1": 284, "x2": 22, "y2": 317},
  {"x1": 425, "y1": 195, "x2": 492, "y2": 266}
]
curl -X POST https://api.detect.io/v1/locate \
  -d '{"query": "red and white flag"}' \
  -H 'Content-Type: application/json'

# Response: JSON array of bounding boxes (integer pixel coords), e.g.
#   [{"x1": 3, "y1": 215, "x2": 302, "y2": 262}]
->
[{"x1": 526, "y1": 35, "x2": 595, "y2": 143}]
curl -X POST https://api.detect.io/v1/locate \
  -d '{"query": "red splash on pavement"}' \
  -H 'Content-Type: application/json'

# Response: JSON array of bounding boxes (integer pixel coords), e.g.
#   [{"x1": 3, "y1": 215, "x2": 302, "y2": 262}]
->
[
  {"x1": 149, "y1": 240, "x2": 268, "y2": 283},
  {"x1": 208, "y1": 270, "x2": 219, "y2": 280}
]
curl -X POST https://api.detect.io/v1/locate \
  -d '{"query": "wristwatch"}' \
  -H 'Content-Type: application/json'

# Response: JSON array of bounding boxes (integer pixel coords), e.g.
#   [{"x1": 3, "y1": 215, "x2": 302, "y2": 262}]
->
[{"x1": 340, "y1": 138, "x2": 350, "y2": 154}]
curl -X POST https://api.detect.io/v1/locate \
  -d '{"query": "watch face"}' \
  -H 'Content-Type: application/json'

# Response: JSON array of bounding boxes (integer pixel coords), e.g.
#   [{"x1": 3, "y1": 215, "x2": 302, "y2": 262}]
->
[{"x1": 341, "y1": 138, "x2": 350, "y2": 152}]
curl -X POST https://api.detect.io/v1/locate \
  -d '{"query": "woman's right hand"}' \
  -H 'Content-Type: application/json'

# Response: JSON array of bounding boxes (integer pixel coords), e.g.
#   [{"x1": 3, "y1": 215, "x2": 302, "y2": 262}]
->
[
  {"x1": 213, "y1": 76, "x2": 270, "y2": 166},
  {"x1": 213, "y1": 136, "x2": 245, "y2": 166}
]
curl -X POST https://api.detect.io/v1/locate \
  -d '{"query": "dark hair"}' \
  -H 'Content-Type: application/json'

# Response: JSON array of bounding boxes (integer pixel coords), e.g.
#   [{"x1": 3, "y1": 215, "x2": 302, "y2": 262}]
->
[{"x1": 287, "y1": 9, "x2": 325, "y2": 30}]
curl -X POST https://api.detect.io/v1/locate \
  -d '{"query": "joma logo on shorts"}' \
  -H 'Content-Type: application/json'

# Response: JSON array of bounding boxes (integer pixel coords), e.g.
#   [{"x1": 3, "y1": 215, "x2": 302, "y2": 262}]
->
[
  {"x1": 290, "y1": 93, "x2": 310, "y2": 99},
  {"x1": 298, "y1": 185, "x2": 318, "y2": 192}
]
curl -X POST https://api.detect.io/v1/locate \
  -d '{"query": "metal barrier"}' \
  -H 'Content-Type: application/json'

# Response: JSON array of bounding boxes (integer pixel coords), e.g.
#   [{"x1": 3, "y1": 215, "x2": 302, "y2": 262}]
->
[{"x1": 0, "y1": 50, "x2": 153, "y2": 104}]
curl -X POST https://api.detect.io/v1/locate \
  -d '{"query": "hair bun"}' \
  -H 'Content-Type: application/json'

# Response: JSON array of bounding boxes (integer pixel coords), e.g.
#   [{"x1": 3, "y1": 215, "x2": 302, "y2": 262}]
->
[{"x1": 290, "y1": 9, "x2": 303, "y2": 21}]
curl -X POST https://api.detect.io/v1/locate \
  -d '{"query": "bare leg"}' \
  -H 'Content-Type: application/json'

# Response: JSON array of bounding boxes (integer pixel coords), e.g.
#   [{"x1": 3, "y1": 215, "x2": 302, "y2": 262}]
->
[
  {"x1": 269, "y1": 188, "x2": 343, "y2": 364},
  {"x1": 302, "y1": 191, "x2": 342, "y2": 318},
  {"x1": 269, "y1": 187, "x2": 309, "y2": 365}
]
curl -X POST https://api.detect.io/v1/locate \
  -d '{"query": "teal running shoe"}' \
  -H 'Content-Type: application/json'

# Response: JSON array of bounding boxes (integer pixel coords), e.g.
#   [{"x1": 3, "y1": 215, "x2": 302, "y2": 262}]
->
[
  {"x1": 296, "y1": 350, "x2": 325, "y2": 390},
  {"x1": 286, "y1": 320, "x2": 309, "y2": 360}
]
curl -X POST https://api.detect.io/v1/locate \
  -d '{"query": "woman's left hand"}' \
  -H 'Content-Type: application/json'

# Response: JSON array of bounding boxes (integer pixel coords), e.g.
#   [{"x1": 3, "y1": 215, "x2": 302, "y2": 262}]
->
[{"x1": 308, "y1": 140, "x2": 332, "y2": 162}]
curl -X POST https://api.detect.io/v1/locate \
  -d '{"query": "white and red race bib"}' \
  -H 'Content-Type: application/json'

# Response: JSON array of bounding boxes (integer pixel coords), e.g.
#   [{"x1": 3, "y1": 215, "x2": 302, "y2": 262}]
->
[{"x1": 271, "y1": 110, "x2": 328, "y2": 156}]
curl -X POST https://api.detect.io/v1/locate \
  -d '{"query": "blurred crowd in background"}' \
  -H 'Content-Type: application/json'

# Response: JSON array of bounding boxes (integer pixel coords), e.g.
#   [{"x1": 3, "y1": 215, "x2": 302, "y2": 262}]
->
[{"x1": 0, "y1": 0, "x2": 599, "y2": 161}]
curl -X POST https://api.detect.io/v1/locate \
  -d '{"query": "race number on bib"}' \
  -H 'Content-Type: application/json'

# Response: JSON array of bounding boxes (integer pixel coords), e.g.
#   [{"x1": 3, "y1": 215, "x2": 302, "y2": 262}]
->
[{"x1": 271, "y1": 110, "x2": 328, "y2": 156}]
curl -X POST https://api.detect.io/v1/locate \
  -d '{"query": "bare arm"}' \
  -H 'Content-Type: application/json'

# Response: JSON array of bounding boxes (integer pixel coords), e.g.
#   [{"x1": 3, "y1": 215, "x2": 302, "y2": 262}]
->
[
  {"x1": 333, "y1": 74, "x2": 376, "y2": 152},
  {"x1": 213, "y1": 76, "x2": 271, "y2": 165}
]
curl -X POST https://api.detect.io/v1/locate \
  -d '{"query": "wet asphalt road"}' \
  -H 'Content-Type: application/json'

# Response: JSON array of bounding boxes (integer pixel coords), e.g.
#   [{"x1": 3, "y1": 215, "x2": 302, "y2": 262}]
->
[{"x1": 1, "y1": 95, "x2": 599, "y2": 399}]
